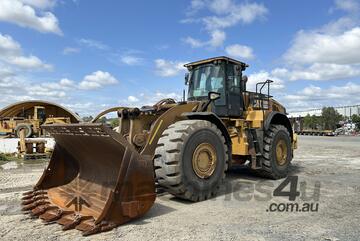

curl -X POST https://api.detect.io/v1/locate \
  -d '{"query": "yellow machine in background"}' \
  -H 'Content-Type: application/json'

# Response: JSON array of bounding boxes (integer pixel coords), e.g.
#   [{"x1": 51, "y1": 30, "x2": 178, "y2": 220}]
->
[{"x1": 0, "y1": 106, "x2": 70, "y2": 138}]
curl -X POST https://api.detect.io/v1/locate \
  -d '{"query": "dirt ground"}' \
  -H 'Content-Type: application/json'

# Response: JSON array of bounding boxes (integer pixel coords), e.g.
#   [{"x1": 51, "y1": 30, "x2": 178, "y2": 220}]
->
[{"x1": 1, "y1": 136, "x2": 359, "y2": 241}]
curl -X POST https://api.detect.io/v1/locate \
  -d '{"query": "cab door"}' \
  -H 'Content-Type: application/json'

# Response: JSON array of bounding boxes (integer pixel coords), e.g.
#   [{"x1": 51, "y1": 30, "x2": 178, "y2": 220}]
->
[{"x1": 226, "y1": 64, "x2": 243, "y2": 117}]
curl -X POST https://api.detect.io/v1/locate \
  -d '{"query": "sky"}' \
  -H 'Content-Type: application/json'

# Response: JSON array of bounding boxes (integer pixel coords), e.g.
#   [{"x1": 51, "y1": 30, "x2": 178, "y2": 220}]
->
[{"x1": 0, "y1": 0, "x2": 360, "y2": 117}]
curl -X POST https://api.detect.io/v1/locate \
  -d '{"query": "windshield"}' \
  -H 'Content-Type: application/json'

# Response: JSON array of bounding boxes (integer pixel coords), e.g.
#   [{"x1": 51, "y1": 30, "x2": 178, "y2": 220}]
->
[{"x1": 188, "y1": 64, "x2": 225, "y2": 103}]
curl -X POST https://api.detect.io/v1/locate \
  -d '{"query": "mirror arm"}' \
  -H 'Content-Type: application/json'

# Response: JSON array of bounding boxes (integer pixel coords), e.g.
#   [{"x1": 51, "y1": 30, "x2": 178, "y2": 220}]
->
[{"x1": 201, "y1": 99, "x2": 212, "y2": 112}]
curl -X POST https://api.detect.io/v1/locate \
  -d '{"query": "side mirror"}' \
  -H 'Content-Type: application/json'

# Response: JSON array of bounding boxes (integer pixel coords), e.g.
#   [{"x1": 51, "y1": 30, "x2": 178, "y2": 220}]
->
[
  {"x1": 242, "y1": 75, "x2": 248, "y2": 83},
  {"x1": 185, "y1": 73, "x2": 189, "y2": 85},
  {"x1": 242, "y1": 75, "x2": 248, "y2": 91},
  {"x1": 208, "y1": 91, "x2": 221, "y2": 101}
]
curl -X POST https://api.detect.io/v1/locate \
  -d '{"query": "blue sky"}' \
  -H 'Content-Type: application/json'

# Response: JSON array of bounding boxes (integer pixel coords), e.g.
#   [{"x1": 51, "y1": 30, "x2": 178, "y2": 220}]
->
[{"x1": 0, "y1": 0, "x2": 360, "y2": 116}]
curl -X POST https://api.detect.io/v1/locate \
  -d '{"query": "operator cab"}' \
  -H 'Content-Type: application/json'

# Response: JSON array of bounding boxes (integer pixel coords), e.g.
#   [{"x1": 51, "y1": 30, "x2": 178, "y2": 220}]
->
[
  {"x1": 185, "y1": 56, "x2": 248, "y2": 117},
  {"x1": 34, "y1": 106, "x2": 46, "y2": 122}
]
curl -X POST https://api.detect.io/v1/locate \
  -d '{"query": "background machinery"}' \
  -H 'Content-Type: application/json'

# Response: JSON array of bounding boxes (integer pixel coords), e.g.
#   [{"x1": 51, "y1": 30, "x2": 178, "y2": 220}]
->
[
  {"x1": 22, "y1": 56, "x2": 297, "y2": 235},
  {"x1": 0, "y1": 105, "x2": 71, "y2": 138}
]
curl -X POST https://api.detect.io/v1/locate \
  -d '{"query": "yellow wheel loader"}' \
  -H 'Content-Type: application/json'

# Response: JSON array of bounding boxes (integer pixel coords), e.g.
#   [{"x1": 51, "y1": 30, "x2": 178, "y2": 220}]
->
[
  {"x1": 0, "y1": 106, "x2": 71, "y2": 138},
  {"x1": 22, "y1": 56, "x2": 297, "y2": 235}
]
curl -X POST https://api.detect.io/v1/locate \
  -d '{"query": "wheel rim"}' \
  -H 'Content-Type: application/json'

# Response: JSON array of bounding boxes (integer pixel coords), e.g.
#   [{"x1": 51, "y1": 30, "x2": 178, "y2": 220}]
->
[
  {"x1": 192, "y1": 143, "x2": 217, "y2": 179},
  {"x1": 18, "y1": 128, "x2": 29, "y2": 137},
  {"x1": 275, "y1": 139, "x2": 288, "y2": 166}
]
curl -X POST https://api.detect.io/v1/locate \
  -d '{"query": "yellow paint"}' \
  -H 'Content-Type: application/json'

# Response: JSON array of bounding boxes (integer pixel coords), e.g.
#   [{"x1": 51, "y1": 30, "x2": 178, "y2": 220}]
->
[
  {"x1": 149, "y1": 119, "x2": 163, "y2": 145},
  {"x1": 228, "y1": 122, "x2": 249, "y2": 156},
  {"x1": 245, "y1": 110, "x2": 264, "y2": 128},
  {"x1": 292, "y1": 133, "x2": 298, "y2": 149},
  {"x1": 231, "y1": 135, "x2": 249, "y2": 155}
]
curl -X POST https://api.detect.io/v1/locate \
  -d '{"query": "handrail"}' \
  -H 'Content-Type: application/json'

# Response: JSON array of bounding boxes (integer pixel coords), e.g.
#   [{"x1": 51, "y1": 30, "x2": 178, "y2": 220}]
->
[{"x1": 254, "y1": 80, "x2": 273, "y2": 109}]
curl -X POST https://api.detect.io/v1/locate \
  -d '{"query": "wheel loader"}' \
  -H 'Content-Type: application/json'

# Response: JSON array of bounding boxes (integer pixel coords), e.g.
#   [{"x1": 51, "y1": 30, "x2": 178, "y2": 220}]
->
[
  {"x1": 22, "y1": 56, "x2": 297, "y2": 235},
  {"x1": 0, "y1": 106, "x2": 71, "y2": 138}
]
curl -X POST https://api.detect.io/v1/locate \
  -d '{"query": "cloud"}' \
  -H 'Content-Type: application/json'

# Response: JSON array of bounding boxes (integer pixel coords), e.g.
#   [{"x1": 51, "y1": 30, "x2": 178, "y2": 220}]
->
[
  {"x1": 208, "y1": 0, "x2": 234, "y2": 15},
  {"x1": 79, "y1": 71, "x2": 118, "y2": 90},
  {"x1": 247, "y1": 71, "x2": 285, "y2": 91},
  {"x1": 186, "y1": 0, "x2": 268, "y2": 28},
  {"x1": 187, "y1": 0, "x2": 206, "y2": 15},
  {"x1": 62, "y1": 102, "x2": 99, "y2": 117},
  {"x1": 120, "y1": 55, "x2": 143, "y2": 65},
  {"x1": 0, "y1": 67, "x2": 19, "y2": 88},
  {"x1": 282, "y1": 82, "x2": 360, "y2": 111},
  {"x1": 334, "y1": 0, "x2": 360, "y2": 13},
  {"x1": 154, "y1": 59, "x2": 187, "y2": 77},
  {"x1": 0, "y1": 33, "x2": 52, "y2": 70},
  {"x1": 0, "y1": 67, "x2": 15, "y2": 80},
  {"x1": 225, "y1": 44, "x2": 255, "y2": 60},
  {"x1": 183, "y1": 36, "x2": 204, "y2": 48},
  {"x1": 62, "y1": 47, "x2": 80, "y2": 55},
  {"x1": 20, "y1": 0, "x2": 57, "y2": 9},
  {"x1": 0, "y1": 73, "x2": 71, "y2": 108},
  {"x1": 0, "y1": 70, "x2": 118, "y2": 116},
  {"x1": 127, "y1": 95, "x2": 139, "y2": 103},
  {"x1": 273, "y1": 2, "x2": 360, "y2": 82},
  {"x1": 183, "y1": 1, "x2": 267, "y2": 49},
  {"x1": 202, "y1": 2, "x2": 268, "y2": 30},
  {"x1": 184, "y1": 29, "x2": 226, "y2": 48},
  {"x1": 121, "y1": 92, "x2": 183, "y2": 107},
  {"x1": 284, "y1": 27, "x2": 360, "y2": 65},
  {"x1": 77, "y1": 38, "x2": 109, "y2": 50},
  {"x1": 0, "y1": 0, "x2": 62, "y2": 34},
  {"x1": 208, "y1": 30, "x2": 226, "y2": 47},
  {"x1": 27, "y1": 78, "x2": 75, "y2": 98},
  {"x1": 272, "y1": 63, "x2": 360, "y2": 81},
  {"x1": 7, "y1": 55, "x2": 52, "y2": 70}
]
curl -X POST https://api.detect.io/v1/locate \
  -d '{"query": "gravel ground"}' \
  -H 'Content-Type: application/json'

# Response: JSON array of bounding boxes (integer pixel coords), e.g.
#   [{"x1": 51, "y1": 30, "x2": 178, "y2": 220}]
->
[{"x1": 0, "y1": 136, "x2": 359, "y2": 241}]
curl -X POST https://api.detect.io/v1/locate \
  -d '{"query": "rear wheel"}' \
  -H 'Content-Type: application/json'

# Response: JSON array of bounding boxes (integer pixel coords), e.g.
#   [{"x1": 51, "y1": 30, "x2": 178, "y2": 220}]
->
[
  {"x1": 255, "y1": 124, "x2": 292, "y2": 179},
  {"x1": 154, "y1": 120, "x2": 228, "y2": 201},
  {"x1": 15, "y1": 124, "x2": 32, "y2": 138}
]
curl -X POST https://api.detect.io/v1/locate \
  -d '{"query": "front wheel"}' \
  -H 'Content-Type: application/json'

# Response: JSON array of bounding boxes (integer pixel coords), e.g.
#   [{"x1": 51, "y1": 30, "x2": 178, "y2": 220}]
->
[
  {"x1": 15, "y1": 124, "x2": 32, "y2": 138},
  {"x1": 154, "y1": 120, "x2": 229, "y2": 201}
]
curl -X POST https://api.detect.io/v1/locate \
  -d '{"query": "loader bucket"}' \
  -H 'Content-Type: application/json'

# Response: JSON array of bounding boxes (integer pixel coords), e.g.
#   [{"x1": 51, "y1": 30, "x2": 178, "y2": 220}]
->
[{"x1": 21, "y1": 123, "x2": 156, "y2": 236}]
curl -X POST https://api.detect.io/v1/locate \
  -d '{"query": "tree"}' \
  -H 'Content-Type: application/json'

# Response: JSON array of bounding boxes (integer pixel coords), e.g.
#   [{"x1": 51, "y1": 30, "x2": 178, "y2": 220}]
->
[
  {"x1": 351, "y1": 114, "x2": 360, "y2": 131},
  {"x1": 303, "y1": 114, "x2": 320, "y2": 129},
  {"x1": 98, "y1": 116, "x2": 107, "y2": 124},
  {"x1": 110, "y1": 118, "x2": 119, "y2": 128},
  {"x1": 303, "y1": 114, "x2": 312, "y2": 129},
  {"x1": 82, "y1": 116, "x2": 93, "y2": 122},
  {"x1": 321, "y1": 107, "x2": 343, "y2": 130}
]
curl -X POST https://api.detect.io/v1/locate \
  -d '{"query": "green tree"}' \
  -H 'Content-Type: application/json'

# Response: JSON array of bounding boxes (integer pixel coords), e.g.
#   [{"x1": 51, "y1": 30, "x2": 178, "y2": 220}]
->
[
  {"x1": 303, "y1": 114, "x2": 312, "y2": 129},
  {"x1": 98, "y1": 116, "x2": 107, "y2": 124},
  {"x1": 321, "y1": 107, "x2": 343, "y2": 130},
  {"x1": 82, "y1": 116, "x2": 93, "y2": 122},
  {"x1": 110, "y1": 118, "x2": 119, "y2": 128},
  {"x1": 351, "y1": 114, "x2": 360, "y2": 131},
  {"x1": 303, "y1": 114, "x2": 320, "y2": 129}
]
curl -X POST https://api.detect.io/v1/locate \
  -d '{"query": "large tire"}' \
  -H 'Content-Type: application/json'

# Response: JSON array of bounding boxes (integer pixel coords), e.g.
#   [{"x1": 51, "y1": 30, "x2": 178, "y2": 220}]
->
[
  {"x1": 154, "y1": 120, "x2": 228, "y2": 201},
  {"x1": 15, "y1": 124, "x2": 32, "y2": 138},
  {"x1": 255, "y1": 124, "x2": 292, "y2": 179}
]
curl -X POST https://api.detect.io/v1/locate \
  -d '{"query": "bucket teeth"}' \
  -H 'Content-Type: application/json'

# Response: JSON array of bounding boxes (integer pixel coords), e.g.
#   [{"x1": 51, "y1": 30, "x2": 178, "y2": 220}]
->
[
  {"x1": 23, "y1": 190, "x2": 35, "y2": 196},
  {"x1": 40, "y1": 209, "x2": 71, "y2": 223},
  {"x1": 22, "y1": 190, "x2": 47, "y2": 200},
  {"x1": 31, "y1": 205, "x2": 52, "y2": 216},
  {"x1": 22, "y1": 194, "x2": 34, "y2": 200},
  {"x1": 61, "y1": 214, "x2": 92, "y2": 231},
  {"x1": 82, "y1": 225, "x2": 102, "y2": 236},
  {"x1": 82, "y1": 222, "x2": 117, "y2": 236},
  {"x1": 21, "y1": 195, "x2": 47, "y2": 205},
  {"x1": 21, "y1": 199, "x2": 34, "y2": 205},
  {"x1": 22, "y1": 200, "x2": 49, "y2": 211}
]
